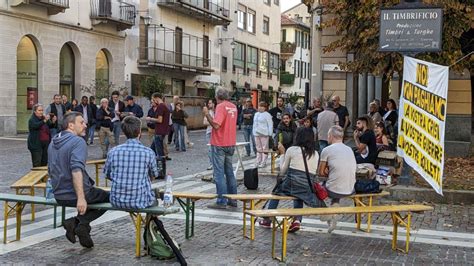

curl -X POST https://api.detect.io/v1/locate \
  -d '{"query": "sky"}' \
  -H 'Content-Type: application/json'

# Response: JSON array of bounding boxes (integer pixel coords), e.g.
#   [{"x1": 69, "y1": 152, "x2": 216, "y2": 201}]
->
[{"x1": 280, "y1": 0, "x2": 302, "y2": 13}]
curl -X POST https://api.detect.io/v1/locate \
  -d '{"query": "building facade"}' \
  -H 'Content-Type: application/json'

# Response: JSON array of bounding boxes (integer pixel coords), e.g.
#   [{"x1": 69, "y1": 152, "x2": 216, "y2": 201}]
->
[
  {"x1": 280, "y1": 11, "x2": 310, "y2": 97},
  {"x1": 0, "y1": 0, "x2": 133, "y2": 135}
]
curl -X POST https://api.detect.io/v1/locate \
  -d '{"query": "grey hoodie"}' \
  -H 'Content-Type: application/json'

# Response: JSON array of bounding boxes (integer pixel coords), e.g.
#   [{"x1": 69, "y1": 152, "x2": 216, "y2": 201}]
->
[{"x1": 48, "y1": 131, "x2": 95, "y2": 201}]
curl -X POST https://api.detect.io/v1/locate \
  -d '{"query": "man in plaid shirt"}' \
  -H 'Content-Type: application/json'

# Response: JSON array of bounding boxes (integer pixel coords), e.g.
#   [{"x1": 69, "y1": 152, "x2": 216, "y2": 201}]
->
[{"x1": 104, "y1": 116, "x2": 159, "y2": 209}]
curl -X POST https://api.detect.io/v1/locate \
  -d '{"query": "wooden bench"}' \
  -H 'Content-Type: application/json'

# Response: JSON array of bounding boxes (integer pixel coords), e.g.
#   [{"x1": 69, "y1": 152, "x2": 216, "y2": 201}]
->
[
  {"x1": 245, "y1": 204, "x2": 433, "y2": 261},
  {"x1": 10, "y1": 170, "x2": 49, "y2": 221},
  {"x1": 0, "y1": 192, "x2": 179, "y2": 257},
  {"x1": 225, "y1": 191, "x2": 390, "y2": 239},
  {"x1": 32, "y1": 159, "x2": 106, "y2": 186},
  {"x1": 100, "y1": 187, "x2": 216, "y2": 239},
  {"x1": 262, "y1": 150, "x2": 279, "y2": 174}
]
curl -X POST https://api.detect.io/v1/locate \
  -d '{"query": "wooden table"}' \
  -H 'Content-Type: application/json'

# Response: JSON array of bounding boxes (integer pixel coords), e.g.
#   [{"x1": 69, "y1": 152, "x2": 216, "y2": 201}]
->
[{"x1": 10, "y1": 170, "x2": 49, "y2": 221}]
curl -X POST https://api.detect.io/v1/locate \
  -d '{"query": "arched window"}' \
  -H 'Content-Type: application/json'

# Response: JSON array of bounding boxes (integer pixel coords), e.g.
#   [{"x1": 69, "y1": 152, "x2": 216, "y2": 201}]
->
[
  {"x1": 60, "y1": 44, "x2": 75, "y2": 100},
  {"x1": 17, "y1": 36, "x2": 38, "y2": 132},
  {"x1": 95, "y1": 49, "x2": 109, "y2": 99}
]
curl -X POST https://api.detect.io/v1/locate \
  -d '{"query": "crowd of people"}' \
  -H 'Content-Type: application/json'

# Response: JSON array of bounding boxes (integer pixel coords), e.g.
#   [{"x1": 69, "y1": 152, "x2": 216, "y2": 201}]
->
[{"x1": 26, "y1": 87, "x2": 400, "y2": 249}]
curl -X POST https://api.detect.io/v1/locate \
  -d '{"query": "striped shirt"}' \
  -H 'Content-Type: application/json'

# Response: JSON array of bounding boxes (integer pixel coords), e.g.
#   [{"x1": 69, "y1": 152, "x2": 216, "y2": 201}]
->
[{"x1": 104, "y1": 139, "x2": 158, "y2": 209}]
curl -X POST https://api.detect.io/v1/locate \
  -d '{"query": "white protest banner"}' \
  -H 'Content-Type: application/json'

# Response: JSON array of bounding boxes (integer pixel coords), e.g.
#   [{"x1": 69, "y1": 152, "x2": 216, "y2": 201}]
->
[{"x1": 397, "y1": 56, "x2": 449, "y2": 195}]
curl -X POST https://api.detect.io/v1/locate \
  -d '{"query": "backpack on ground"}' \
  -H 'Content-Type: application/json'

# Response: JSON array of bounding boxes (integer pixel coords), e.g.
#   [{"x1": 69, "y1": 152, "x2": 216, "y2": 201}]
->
[
  {"x1": 143, "y1": 215, "x2": 187, "y2": 265},
  {"x1": 244, "y1": 168, "x2": 258, "y2": 190},
  {"x1": 354, "y1": 179, "x2": 381, "y2": 194}
]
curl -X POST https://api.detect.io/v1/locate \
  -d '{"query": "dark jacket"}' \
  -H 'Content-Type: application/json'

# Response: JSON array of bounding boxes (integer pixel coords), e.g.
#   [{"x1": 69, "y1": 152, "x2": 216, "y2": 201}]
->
[
  {"x1": 48, "y1": 131, "x2": 94, "y2": 201},
  {"x1": 64, "y1": 101, "x2": 73, "y2": 112},
  {"x1": 108, "y1": 100, "x2": 125, "y2": 120},
  {"x1": 27, "y1": 114, "x2": 55, "y2": 151},
  {"x1": 96, "y1": 106, "x2": 115, "y2": 130},
  {"x1": 74, "y1": 104, "x2": 94, "y2": 126},
  {"x1": 171, "y1": 109, "x2": 188, "y2": 126},
  {"x1": 90, "y1": 103, "x2": 98, "y2": 121},
  {"x1": 275, "y1": 121, "x2": 297, "y2": 150},
  {"x1": 124, "y1": 104, "x2": 144, "y2": 118}
]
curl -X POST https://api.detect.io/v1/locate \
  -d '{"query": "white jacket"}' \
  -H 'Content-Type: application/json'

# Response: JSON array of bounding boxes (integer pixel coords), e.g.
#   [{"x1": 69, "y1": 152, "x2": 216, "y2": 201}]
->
[{"x1": 252, "y1": 111, "x2": 273, "y2": 136}]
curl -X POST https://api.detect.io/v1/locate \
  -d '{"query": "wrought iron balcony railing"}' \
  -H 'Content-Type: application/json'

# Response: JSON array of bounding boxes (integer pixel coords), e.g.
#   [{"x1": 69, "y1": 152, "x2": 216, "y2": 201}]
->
[
  {"x1": 90, "y1": 0, "x2": 136, "y2": 31},
  {"x1": 139, "y1": 25, "x2": 213, "y2": 74},
  {"x1": 157, "y1": 0, "x2": 231, "y2": 25},
  {"x1": 10, "y1": 0, "x2": 69, "y2": 15}
]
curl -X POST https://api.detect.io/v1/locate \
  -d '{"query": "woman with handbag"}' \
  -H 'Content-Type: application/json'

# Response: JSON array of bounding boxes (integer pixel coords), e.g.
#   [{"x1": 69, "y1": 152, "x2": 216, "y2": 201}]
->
[
  {"x1": 259, "y1": 127, "x2": 323, "y2": 232},
  {"x1": 252, "y1": 102, "x2": 273, "y2": 168}
]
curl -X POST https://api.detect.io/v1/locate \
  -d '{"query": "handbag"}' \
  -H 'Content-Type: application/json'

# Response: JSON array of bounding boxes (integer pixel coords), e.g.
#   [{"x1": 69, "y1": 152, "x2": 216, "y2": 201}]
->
[
  {"x1": 301, "y1": 147, "x2": 328, "y2": 201},
  {"x1": 244, "y1": 168, "x2": 258, "y2": 190}
]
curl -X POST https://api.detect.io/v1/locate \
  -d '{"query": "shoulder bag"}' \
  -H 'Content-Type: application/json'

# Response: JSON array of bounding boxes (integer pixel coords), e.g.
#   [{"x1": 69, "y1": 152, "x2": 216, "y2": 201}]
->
[{"x1": 301, "y1": 147, "x2": 328, "y2": 201}]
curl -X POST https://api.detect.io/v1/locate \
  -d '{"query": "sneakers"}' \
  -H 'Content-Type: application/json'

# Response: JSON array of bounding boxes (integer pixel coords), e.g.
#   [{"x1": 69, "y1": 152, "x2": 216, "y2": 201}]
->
[
  {"x1": 75, "y1": 224, "x2": 94, "y2": 248},
  {"x1": 327, "y1": 218, "x2": 337, "y2": 234},
  {"x1": 207, "y1": 203, "x2": 227, "y2": 210},
  {"x1": 206, "y1": 165, "x2": 213, "y2": 170},
  {"x1": 227, "y1": 200, "x2": 237, "y2": 208},
  {"x1": 259, "y1": 219, "x2": 272, "y2": 229},
  {"x1": 63, "y1": 217, "x2": 77, "y2": 244},
  {"x1": 165, "y1": 156, "x2": 172, "y2": 161},
  {"x1": 288, "y1": 220, "x2": 301, "y2": 233}
]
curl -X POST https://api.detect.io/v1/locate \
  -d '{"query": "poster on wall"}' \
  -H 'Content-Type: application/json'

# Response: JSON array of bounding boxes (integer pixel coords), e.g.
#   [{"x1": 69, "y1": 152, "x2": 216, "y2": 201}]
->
[
  {"x1": 27, "y1": 87, "x2": 38, "y2": 110},
  {"x1": 397, "y1": 56, "x2": 449, "y2": 195}
]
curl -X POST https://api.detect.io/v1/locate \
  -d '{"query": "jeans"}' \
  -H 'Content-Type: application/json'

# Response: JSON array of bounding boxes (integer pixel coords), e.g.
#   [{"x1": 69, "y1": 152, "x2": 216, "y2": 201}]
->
[
  {"x1": 112, "y1": 121, "x2": 121, "y2": 144},
  {"x1": 267, "y1": 198, "x2": 304, "y2": 222},
  {"x1": 98, "y1": 127, "x2": 114, "y2": 156},
  {"x1": 242, "y1": 125, "x2": 256, "y2": 156},
  {"x1": 173, "y1": 123, "x2": 186, "y2": 151},
  {"x1": 88, "y1": 124, "x2": 96, "y2": 143},
  {"x1": 206, "y1": 132, "x2": 212, "y2": 166},
  {"x1": 152, "y1": 134, "x2": 165, "y2": 158},
  {"x1": 319, "y1": 140, "x2": 329, "y2": 154},
  {"x1": 211, "y1": 145, "x2": 237, "y2": 205},
  {"x1": 55, "y1": 187, "x2": 110, "y2": 226}
]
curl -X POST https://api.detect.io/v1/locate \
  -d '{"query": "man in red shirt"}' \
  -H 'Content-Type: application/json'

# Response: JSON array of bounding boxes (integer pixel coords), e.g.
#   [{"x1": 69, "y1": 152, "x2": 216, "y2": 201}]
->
[
  {"x1": 145, "y1": 92, "x2": 169, "y2": 159},
  {"x1": 203, "y1": 88, "x2": 238, "y2": 209}
]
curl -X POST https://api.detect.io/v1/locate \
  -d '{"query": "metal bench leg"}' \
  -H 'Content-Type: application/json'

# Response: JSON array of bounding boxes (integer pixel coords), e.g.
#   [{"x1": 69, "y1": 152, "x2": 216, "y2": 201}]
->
[
  {"x1": 61, "y1": 206, "x2": 66, "y2": 226},
  {"x1": 191, "y1": 200, "x2": 195, "y2": 237},
  {"x1": 53, "y1": 206, "x2": 57, "y2": 228},
  {"x1": 15, "y1": 203, "x2": 24, "y2": 241},
  {"x1": 405, "y1": 213, "x2": 411, "y2": 253},
  {"x1": 367, "y1": 196, "x2": 373, "y2": 233},
  {"x1": 3, "y1": 201, "x2": 8, "y2": 244},
  {"x1": 391, "y1": 212, "x2": 399, "y2": 251},
  {"x1": 129, "y1": 212, "x2": 142, "y2": 257},
  {"x1": 177, "y1": 198, "x2": 192, "y2": 239},
  {"x1": 271, "y1": 154, "x2": 275, "y2": 174},
  {"x1": 391, "y1": 211, "x2": 412, "y2": 253},
  {"x1": 280, "y1": 218, "x2": 289, "y2": 262},
  {"x1": 95, "y1": 165, "x2": 99, "y2": 186},
  {"x1": 30, "y1": 188, "x2": 35, "y2": 221},
  {"x1": 271, "y1": 217, "x2": 277, "y2": 259}
]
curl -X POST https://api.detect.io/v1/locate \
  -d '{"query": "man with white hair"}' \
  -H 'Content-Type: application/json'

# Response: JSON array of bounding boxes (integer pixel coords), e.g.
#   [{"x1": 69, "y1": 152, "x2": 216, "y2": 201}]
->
[
  {"x1": 202, "y1": 87, "x2": 238, "y2": 209},
  {"x1": 96, "y1": 98, "x2": 115, "y2": 158},
  {"x1": 318, "y1": 125, "x2": 356, "y2": 233}
]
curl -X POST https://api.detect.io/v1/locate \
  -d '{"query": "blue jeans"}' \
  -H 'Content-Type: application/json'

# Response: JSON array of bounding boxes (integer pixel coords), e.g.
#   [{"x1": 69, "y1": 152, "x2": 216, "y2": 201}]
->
[
  {"x1": 211, "y1": 145, "x2": 237, "y2": 205},
  {"x1": 152, "y1": 135, "x2": 165, "y2": 159},
  {"x1": 319, "y1": 140, "x2": 329, "y2": 154},
  {"x1": 88, "y1": 124, "x2": 96, "y2": 143},
  {"x1": 112, "y1": 121, "x2": 121, "y2": 144},
  {"x1": 206, "y1": 132, "x2": 212, "y2": 166},
  {"x1": 173, "y1": 123, "x2": 186, "y2": 151},
  {"x1": 267, "y1": 199, "x2": 304, "y2": 222},
  {"x1": 242, "y1": 125, "x2": 256, "y2": 156}
]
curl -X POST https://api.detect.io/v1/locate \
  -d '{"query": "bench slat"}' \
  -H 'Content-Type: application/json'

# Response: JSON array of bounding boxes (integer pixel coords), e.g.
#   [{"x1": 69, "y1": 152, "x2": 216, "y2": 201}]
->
[
  {"x1": 86, "y1": 159, "x2": 106, "y2": 165},
  {"x1": 225, "y1": 194, "x2": 295, "y2": 201},
  {"x1": 349, "y1": 191, "x2": 390, "y2": 198},
  {"x1": 88, "y1": 203, "x2": 180, "y2": 214},
  {"x1": 11, "y1": 171, "x2": 48, "y2": 188},
  {"x1": 245, "y1": 204, "x2": 433, "y2": 217},
  {"x1": 0, "y1": 193, "x2": 57, "y2": 205}
]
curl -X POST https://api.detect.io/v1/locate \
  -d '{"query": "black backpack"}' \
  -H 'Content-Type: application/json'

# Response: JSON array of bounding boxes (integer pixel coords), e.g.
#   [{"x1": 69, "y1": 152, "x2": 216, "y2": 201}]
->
[
  {"x1": 244, "y1": 168, "x2": 258, "y2": 190},
  {"x1": 354, "y1": 179, "x2": 381, "y2": 194}
]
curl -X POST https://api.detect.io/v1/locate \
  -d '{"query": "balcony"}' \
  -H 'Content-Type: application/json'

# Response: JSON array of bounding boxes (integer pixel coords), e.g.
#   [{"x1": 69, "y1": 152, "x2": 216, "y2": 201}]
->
[
  {"x1": 157, "y1": 0, "x2": 231, "y2": 26},
  {"x1": 280, "y1": 71, "x2": 295, "y2": 85},
  {"x1": 280, "y1": 42, "x2": 296, "y2": 58},
  {"x1": 138, "y1": 25, "x2": 213, "y2": 75},
  {"x1": 10, "y1": 0, "x2": 69, "y2": 15},
  {"x1": 90, "y1": 0, "x2": 135, "y2": 31}
]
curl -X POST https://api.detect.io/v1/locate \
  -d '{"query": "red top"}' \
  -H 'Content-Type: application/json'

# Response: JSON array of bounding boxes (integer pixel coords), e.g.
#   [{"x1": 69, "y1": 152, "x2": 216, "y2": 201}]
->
[
  {"x1": 154, "y1": 103, "x2": 170, "y2": 135},
  {"x1": 210, "y1": 101, "x2": 237, "y2": 147}
]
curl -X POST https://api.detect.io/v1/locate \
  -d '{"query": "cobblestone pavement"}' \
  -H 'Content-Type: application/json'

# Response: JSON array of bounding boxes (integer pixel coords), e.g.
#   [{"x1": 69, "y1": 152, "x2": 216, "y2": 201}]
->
[{"x1": 0, "y1": 130, "x2": 473, "y2": 264}]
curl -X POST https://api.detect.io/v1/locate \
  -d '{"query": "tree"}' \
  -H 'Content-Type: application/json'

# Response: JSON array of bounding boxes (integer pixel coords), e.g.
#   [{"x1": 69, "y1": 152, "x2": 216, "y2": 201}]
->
[
  {"x1": 311, "y1": 0, "x2": 472, "y2": 78},
  {"x1": 140, "y1": 75, "x2": 166, "y2": 100}
]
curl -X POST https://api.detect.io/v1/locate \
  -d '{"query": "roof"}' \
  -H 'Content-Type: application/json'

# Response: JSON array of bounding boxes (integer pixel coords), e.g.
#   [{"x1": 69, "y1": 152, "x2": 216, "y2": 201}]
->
[
  {"x1": 281, "y1": 2, "x2": 306, "y2": 14},
  {"x1": 281, "y1": 14, "x2": 310, "y2": 30}
]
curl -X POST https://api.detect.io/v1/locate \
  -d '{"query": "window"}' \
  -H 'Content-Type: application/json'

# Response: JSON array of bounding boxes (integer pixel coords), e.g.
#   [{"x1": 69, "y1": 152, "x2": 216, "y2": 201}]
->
[
  {"x1": 295, "y1": 30, "x2": 300, "y2": 47},
  {"x1": 259, "y1": 50, "x2": 269, "y2": 73},
  {"x1": 95, "y1": 49, "x2": 110, "y2": 99},
  {"x1": 247, "y1": 46, "x2": 258, "y2": 71},
  {"x1": 233, "y1": 42, "x2": 245, "y2": 69},
  {"x1": 238, "y1": 4, "x2": 246, "y2": 30},
  {"x1": 247, "y1": 9, "x2": 256, "y2": 33},
  {"x1": 263, "y1": 0, "x2": 270, "y2": 6},
  {"x1": 302, "y1": 62, "x2": 306, "y2": 79},
  {"x1": 263, "y1": 16, "x2": 269, "y2": 35},
  {"x1": 270, "y1": 53, "x2": 279, "y2": 75},
  {"x1": 60, "y1": 44, "x2": 75, "y2": 100},
  {"x1": 203, "y1": 35, "x2": 209, "y2": 67},
  {"x1": 274, "y1": 0, "x2": 279, "y2": 6},
  {"x1": 294, "y1": 59, "x2": 297, "y2": 76},
  {"x1": 307, "y1": 63, "x2": 311, "y2": 79},
  {"x1": 17, "y1": 36, "x2": 38, "y2": 131},
  {"x1": 222, "y1": 56, "x2": 227, "y2": 72},
  {"x1": 282, "y1": 29, "x2": 286, "y2": 42}
]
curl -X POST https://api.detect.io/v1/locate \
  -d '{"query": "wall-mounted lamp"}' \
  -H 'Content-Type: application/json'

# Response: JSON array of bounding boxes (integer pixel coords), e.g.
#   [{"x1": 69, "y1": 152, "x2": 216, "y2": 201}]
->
[
  {"x1": 132, "y1": 10, "x2": 152, "y2": 26},
  {"x1": 218, "y1": 37, "x2": 236, "y2": 50}
]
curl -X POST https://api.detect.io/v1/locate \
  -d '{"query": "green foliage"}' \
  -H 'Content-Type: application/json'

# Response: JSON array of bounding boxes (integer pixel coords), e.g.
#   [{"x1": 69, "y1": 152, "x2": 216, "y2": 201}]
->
[
  {"x1": 287, "y1": 92, "x2": 300, "y2": 106},
  {"x1": 280, "y1": 71, "x2": 295, "y2": 85},
  {"x1": 206, "y1": 84, "x2": 216, "y2": 100},
  {"x1": 80, "y1": 80, "x2": 128, "y2": 100},
  {"x1": 320, "y1": 0, "x2": 472, "y2": 77},
  {"x1": 141, "y1": 75, "x2": 166, "y2": 100}
]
